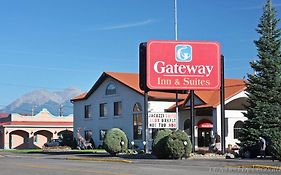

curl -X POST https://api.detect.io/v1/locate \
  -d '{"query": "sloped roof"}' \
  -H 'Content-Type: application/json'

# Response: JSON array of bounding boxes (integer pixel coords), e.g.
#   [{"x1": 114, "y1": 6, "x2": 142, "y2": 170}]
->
[
  {"x1": 170, "y1": 79, "x2": 246, "y2": 110},
  {"x1": 72, "y1": 72, "x2": 246, "y2": 109},
  {"x1": 0, "y1": 113, "x2": 9, "y2": 118},
  {"x1": 71, "y1": 72, "x2": 188, "y2": 101}
]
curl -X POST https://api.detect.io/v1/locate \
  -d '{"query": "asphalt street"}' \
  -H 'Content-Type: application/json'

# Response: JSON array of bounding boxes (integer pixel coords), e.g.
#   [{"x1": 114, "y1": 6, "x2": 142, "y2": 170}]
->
[{"x1": 0, "y1": 152, "x2": 280, "y2": 175}]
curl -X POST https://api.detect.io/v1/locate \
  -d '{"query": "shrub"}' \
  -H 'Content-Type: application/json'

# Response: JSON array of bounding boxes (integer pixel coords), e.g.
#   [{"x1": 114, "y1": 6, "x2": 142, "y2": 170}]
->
[
  {"x1": 69, "y1": 138, "x2": 78, "y2": 149},
  {"x1": 103, "y1": 128, "x2": 128, "y2": 156},
  {"x1": 61, "y1": 132, "x2": 72, "y2": 146},
  {"x1": 152, "y1": 129, "x2": 172, "y2": 159},
  {"x1": 152, "y1": 129, "x2": 192, "y2": 159},
  {"x1": 166, "y1": 130, "x2": 192, "y2": 159}
]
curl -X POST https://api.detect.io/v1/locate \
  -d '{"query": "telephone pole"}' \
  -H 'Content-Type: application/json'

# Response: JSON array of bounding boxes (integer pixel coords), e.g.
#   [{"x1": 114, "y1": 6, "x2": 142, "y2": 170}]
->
[{"x1": 59, "y1": 104, "x2": 64, "y2": 116}]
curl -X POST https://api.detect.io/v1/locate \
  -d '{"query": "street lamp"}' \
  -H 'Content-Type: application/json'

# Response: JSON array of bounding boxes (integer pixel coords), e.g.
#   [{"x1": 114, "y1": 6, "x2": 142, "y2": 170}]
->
[
  {"x1": 131, "y1": 141, "x2": 135, "y2": 149},
  {"x1": 143, "y1": 141, "x2": 146, "y2": 151}
]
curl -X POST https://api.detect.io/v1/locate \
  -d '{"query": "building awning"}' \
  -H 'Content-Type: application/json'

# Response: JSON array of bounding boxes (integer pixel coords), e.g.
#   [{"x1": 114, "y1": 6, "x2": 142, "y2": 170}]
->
[{"x1": 197, "y1": 119, "x2": 213, "y2": 128}]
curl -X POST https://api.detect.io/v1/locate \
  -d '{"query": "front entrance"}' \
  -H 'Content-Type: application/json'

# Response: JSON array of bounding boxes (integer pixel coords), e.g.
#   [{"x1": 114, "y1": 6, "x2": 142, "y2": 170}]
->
[
  {"x1": 197, "y1": 119, "x2": 213, "y2": 147},
  {"x1": 198, "y1": 128, "x2": 211, "y2": 147}
]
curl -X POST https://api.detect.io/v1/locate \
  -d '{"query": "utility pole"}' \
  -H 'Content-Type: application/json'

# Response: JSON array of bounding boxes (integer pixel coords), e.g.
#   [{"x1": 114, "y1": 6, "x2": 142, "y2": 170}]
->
[
  {"x1": 31, "y1": 105, "x2": 37, "y2": 116},
  {"x1": 59, "y1": 104, "x2": 64, "y2": 116}
]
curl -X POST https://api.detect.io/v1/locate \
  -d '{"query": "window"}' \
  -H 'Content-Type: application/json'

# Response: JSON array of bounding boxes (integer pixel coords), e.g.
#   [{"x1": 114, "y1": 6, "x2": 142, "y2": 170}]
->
[
  {"x1": 84, "y1": 130, "x2": 93, "y2": 141},
  {"x1": 114, "y1": 101, "x2": 122, "y2": 116},
  {"x1": 100, "y1": 103, "x2": 107, "y2": 117},
  {"x1": 84, "y1": 105, "x2": 92, "y2": 118},
  {"x1": 133, "y1": 103, "x2": 142, "y2": 140},
  {"x1": 100, "y1": 130, "x2": 107, "y2": 140},
  {"x1": 106, "y1": 83, "x2": 116, "y2": 95},
  {"x1": 234, "y1": 121, "x2": 244, "y2": 139}
]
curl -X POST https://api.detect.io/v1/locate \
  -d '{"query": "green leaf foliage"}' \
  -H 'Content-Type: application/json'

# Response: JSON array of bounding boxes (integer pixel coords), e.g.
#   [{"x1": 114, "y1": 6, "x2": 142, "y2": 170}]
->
[
  {"x1": 166, "y1": 130, "x2": 192, "y2": 159},
  {"x1": 239, "y1": 0, "x2": 281, "y2": 157},
  {"x1": 103, "y1": 128, "x2": 128, "y2": 156},
  {"x1": 152, "y1": 129, "x2": 192, "y2": 159},
  {"x1": 152, "y1": 129, "x2": 172, "y2": 159},
  {"x1": 267, "y1": 129, "x2": 281, "y2": 160}
]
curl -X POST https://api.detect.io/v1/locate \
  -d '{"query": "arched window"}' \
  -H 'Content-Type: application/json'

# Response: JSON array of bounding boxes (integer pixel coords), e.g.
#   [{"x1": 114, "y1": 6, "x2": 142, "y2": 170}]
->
[
  {"x1": 184, "y1": 119, "x2": 191, "y2": 135},
  {"x1": 105, "y1": 83, "x2": 116, "y2": 95},
  {"x1": 234, "y1": 121, "x2": 244, "y2": 139},
  {"x1": 133, "y1": 103, "x2": 142, "y2": 112},
  {"x1": 133, "y1": 103, "x2": 142, "y2": 140}
]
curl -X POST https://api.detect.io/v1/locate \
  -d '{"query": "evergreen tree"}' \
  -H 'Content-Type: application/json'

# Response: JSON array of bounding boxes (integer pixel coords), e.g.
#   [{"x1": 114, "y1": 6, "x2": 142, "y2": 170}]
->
[{"x1": 239, "y1": 0, "x2": 281, "y2": 157}]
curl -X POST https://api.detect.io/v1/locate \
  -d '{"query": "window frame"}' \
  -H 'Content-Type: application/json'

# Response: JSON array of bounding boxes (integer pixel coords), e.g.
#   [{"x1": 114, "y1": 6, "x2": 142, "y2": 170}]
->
[
  {"x1": 99, "y1": 129, "x2": 107, "y2": 141},
  {"x1": 84, "y1": 105, "x2": 92, "y2": 119},
  {"x1": 133, "y1": 103, "x2": 143, "y2": 140},
  {"x1": 233, "y1": 121, "x2": 244, "y2": 139},
  {"x1": 105, "y1": 83, "x2": 116, "y2": 95},
  {"x1": 84, "y1": 130, "x2": 93, "y2": 141},
  {"x1": 114, "y1": 101, "x2": 122, "y2": 116},
  {"x1": 99, "y1": 103, "x2": 108, "y2": 117}
]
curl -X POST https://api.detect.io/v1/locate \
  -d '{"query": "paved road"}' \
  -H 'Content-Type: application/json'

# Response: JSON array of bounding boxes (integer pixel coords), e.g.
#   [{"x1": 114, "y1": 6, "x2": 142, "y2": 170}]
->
[{"x1": 0, "y1": 152, "x2": 280, "y2": 175}]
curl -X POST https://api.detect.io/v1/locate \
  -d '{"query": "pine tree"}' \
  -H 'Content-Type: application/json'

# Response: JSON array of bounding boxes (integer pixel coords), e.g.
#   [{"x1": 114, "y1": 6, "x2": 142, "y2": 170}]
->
[{"x1": 239, "y1": 0, "x2": 281, "y2": 157}]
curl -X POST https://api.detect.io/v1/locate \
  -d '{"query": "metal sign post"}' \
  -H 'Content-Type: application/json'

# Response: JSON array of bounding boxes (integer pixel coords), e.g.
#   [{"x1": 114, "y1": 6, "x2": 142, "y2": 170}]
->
[
  {"x1": 144, "y1": 91, "x2": 149, "y2": 154},
  {"x1": 220, "y1": 55, "x2": 225, "y2": 154},
  {"x1": 190, "y1": 90, "x2": 195, "y2": 152}
]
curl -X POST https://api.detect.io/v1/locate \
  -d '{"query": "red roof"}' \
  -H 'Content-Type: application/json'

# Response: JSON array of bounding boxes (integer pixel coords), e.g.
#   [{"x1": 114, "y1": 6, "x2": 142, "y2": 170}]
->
[
  {"x1": 168, "y1": 79, "x2": 246, "y2": 110},
  {"x1": 72, "y1": 72, "x2": 246, "y2": 109},
  {"x1": 0, "y1": 113, "x2": 9, "y2": 118},
  {"x1": 72, "y1": 72, "x2": 188, "y2": 101},
  {"x1": 0, "y1": 121, "x2": 73, "y2": 126}
]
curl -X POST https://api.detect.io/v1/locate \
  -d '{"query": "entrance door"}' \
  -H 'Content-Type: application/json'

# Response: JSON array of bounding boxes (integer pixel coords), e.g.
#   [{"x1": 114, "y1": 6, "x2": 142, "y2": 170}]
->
[{"x1": 198, "y1": 128, "x2": 211, "y2": 147}]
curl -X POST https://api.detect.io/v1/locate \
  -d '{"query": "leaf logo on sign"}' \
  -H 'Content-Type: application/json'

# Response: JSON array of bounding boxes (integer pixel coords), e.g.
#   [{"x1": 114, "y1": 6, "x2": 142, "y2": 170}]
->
[{"x1": 175, "y1": 45, "x2": 192, "y2": 62}]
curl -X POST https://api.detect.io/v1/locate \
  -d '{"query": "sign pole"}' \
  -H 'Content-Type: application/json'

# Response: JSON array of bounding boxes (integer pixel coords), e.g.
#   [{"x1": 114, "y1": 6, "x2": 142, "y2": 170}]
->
[
  {"x1": 174, "y1": 0, "x2": 179, "y2": 130},
  {"x1": 220, "y1": 55, "x2": 225, "y2": 154},
  {"x1": 174, "y1": 0, "x2": 178, "y2": 40},
  {"x1": 190, "y1": 90, "x2": 195, "y2": 152},
  {"x1": 144, "y1": 91, "x2": 149, "y2": 154}
]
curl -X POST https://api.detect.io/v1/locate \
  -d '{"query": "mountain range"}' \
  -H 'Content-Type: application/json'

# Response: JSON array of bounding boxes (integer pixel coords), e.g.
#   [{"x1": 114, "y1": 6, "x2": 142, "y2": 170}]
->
[{"x1": 1, "y1": 88, "x2": 84, "y2": 116}]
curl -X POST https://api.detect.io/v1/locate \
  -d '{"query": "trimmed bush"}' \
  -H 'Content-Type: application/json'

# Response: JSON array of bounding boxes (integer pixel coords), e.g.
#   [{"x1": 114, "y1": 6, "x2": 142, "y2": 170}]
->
[
  {"x1": 152, "y1": 129, "x2": 172, "y2": 159},
  {"x1": 152, "y1": 129, "x2": 192, "y2": 159},
  {"x1": 103, "y1": 128, "x2": 128, "y2": 156},
  {"x1": 166, "y1": 130, "x2": 192, "y2": 159}
]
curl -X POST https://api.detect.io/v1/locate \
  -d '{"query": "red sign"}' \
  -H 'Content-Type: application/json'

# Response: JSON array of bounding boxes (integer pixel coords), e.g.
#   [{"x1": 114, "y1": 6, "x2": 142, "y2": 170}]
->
[{"x1": 146, "y1": 40, "x2": 221, "y2": 90}]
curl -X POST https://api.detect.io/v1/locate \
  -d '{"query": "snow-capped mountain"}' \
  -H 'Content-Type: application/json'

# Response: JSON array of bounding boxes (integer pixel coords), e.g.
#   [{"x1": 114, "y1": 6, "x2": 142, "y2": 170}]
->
[{"x1": 1, "y1": 88, "x2": 84, "y2": 115}]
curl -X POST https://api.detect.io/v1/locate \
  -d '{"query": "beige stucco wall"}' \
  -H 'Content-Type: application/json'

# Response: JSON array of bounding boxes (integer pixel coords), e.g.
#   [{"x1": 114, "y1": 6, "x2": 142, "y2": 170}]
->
[
  {"x1": 11, "y1": 108, "x2": 73, "y2": 122},
  {"x1": 0, "y1": 109, "x2": 73, "y2": 149}
]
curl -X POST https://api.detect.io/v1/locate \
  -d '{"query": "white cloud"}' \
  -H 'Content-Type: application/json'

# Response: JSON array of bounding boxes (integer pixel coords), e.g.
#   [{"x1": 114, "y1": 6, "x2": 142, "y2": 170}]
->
[{"x1": 93, "y1": 19, "x2": 155, "y2": 31}]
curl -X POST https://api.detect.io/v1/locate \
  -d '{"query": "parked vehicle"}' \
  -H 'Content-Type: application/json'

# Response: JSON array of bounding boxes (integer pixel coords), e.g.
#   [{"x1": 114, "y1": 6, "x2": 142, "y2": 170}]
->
[{"x1": 44, "y1": 139, "x2": 62, "y2": 147}]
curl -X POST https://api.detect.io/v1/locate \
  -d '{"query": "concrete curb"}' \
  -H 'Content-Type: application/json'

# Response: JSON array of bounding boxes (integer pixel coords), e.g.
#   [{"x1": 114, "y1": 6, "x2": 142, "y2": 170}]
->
[
  {"x1": 226, "y1": 165, "x2": 281, "y2": 171},
  {"x1": 189, "y1": 154, "x2": 225, "y2": 160},
  {"x1": 66, "y1": 157, "x2": 133, "y2": 163}
]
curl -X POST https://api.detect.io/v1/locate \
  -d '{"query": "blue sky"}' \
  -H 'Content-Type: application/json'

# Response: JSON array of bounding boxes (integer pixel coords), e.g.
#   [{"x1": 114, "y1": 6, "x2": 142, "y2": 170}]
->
[{"x1": 0, "y1": 0, "x2": 281, "y2": 107}]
